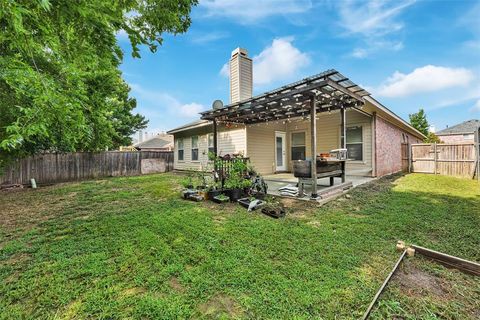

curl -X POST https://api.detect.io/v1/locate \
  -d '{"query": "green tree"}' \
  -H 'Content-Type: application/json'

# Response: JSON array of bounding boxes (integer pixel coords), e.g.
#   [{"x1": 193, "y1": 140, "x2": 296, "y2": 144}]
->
[
  {"x1": 409, "y1": 108, "x2": 430, "y2": 136},
  {"x1": 424, "y1": 132, "x2": 442, "y2": 143},
  {"x1": 0, "y1": 0, "x2": 197, "y2": 166}
]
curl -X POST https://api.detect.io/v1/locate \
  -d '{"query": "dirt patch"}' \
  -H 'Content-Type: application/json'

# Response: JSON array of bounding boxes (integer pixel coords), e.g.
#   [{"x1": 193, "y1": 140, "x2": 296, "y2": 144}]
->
[
  {"x1": 307, "y1": 220, "x2": 321, "y2": 228},
  {"x1": 213, "y1": 215, "x2": 227, "y2": 225},
  {"x1": 0, "y1": 187, "x2": 67, "y2": 233},
  {"x1": 198, "y1": 294, "x2": 244, "y2": 318},
  {"x1": 168, "y1": 276, "x2": 185, "y2": 293},
  {"x1": 4, "y1": 253, "x2": 31, "y2": 265},
  {"x1": 394, "y1": 264, "x2": 448, "y2": 298}
]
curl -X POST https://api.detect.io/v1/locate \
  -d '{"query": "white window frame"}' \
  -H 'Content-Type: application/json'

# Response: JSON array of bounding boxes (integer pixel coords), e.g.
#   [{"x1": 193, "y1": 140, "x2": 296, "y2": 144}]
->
[
  {"x1": 340, "y1": 124, "x2": 365, "y2": 163},
  {"x1": 207, "y1": 133, "x2": 215, "y2": 155},
  {"x1": 290, "y1": 131, "x2": 306, "y2": 161},
  {"x1": 177, "y1": 138, "x2": 184, "y2": 161},
  {"x1": 191, "y1": 136, "x2": 199, "y2": 161}
]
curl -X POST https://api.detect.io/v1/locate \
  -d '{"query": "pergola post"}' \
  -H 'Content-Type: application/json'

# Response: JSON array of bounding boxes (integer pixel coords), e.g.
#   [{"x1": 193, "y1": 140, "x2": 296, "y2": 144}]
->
[
  {"x1": 213, "y1": 118, "x2": 218, "y2": 156},
  {"x1": 341, "y1": 106, "x2": 346, "y2": 148},
  {"x1": 213, "y1": 118, "x2": 218, "y2": 173},
  {"x1": 340, "y1": 106, "x2": 347, "y2": 183},
  {"x1": 310, "y1": 95, "x2": 318, "y2": 199}
]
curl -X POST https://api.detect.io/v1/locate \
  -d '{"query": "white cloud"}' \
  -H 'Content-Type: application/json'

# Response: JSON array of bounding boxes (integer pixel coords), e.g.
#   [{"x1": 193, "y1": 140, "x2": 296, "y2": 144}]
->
[
  {"x1": 219, "y1": 62, "x2": 229, "y2": 78},
  {"x1": 337, "y1": 0, "x2": 415, "y2": 37},
  {"x1": 336, "y1": 0, "x2": 415, "y2": 58},
  {"x1": 130, "y1": 83, "x2": 206, "y2": 119},
  {"x1": 190, "y1": 31, "x2": 229, "y2": 44},
  {"x1": 253, "y1": 37, "x2": 310, "y2": 85},
  {"x1": 350, "y1": 40, "x2": 403, "y2": 59},
  {"x1": 200, "y1": 0, "x2": 312, "y2": 22},
  {"x1": 377, "y1": 65, "x2": 475, "y2": 97},
  {"x1": 351, "y1": 48, "x2": 368, "y2": 59},
  {"x1": 179, "y1": 103, "x2": 205, "y2": 117},
  {"x1": 219, "y1": 37, "x2": 310, "y2": 86},
  {"x1": 470, "y1": 100, "x2": 480, "y2": 113}
]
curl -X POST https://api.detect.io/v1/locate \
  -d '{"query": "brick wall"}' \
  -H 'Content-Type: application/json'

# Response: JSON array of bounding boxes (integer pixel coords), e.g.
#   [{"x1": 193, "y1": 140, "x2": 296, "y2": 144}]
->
[
  {"x1": 375, "y1": 116, "x2": 421, "y2": 177},
  {"x1": 437, "y1": 134, "x2": 474, "y2": 144}
]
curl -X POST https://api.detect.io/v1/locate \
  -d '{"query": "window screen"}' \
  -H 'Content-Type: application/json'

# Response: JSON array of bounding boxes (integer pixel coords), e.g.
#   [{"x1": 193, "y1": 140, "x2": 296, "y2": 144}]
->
[
  {"x1": 208, "y1": 134, "x2": 214, "y2": 154},
  {"x1": 291, "y1": 132, "x2": 306, "y2": 160},
  {"x1": 177, "y1": 138, "x2": 184, "y2": 161},
  {"x1": 191, "y1": 136, "x2": 199, "y2": 161},
  {"x1": 346, "y1": 126, "x2": 363, "y2": 161}
]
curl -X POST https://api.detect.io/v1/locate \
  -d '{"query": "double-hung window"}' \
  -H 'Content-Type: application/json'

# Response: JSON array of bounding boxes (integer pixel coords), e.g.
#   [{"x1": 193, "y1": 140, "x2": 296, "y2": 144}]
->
[
  {"x1": 291, "y1": 132, "x2": 306, "y2": 160},
  {"x1": 191, "y1": 136, "x2": 199, "y2": 161},
  {"x1": 208, "y1": 133, "x2": 215, "y2": 155},
  {"x1": 177, "y1": 138, "x2": 184, "y2": 161},
  {"x1": 346, "y1": 126, "x2": 363, "y2": 161}
]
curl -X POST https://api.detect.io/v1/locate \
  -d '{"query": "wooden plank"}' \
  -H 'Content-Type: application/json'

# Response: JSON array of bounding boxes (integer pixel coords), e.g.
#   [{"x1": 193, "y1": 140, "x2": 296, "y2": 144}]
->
[
  {"x1": 412, "y1": 245, "x2": 480, "y2": 276},
  {"x1": 362, "y1": 250, "x2": 407, "y2": 320}
]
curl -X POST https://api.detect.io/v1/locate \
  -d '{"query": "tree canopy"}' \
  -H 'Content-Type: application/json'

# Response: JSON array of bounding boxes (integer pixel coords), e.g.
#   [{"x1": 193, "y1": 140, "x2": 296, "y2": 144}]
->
[
  {"x1": 409, "y1": 108, "x2": 430, "y2": 137},
  {"x1": 0, "y1": 0, "x2": 197, "y2": 166}
]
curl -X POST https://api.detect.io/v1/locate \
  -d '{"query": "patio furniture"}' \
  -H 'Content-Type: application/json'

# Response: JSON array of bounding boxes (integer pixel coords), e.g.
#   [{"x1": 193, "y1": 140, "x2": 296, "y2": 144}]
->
[{"x1": 293, "y1": 157, "x2": 346, "y2": 197}]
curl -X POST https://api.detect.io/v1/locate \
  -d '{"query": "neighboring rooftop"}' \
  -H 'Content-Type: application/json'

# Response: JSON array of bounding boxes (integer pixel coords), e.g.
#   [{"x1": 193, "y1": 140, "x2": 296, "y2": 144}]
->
[
  {"x1": 167, "y1": 119, "x2": 210, "y2": 134},
  {"x1": 436, "y1": 119, "x2": 480, "y2": 135},
  {"x1": 134, "y1": 134, "x2": 173, "y2": 150}
]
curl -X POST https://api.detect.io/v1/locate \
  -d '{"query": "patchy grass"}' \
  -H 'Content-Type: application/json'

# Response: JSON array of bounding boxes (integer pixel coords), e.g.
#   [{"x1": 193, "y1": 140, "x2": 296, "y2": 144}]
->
[{"x1": 0, "y1": 173, "x2": 479, "y2": 319}]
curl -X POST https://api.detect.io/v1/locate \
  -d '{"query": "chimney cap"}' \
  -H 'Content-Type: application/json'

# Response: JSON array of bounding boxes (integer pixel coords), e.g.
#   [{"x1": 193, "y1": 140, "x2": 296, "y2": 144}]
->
[{"x1": 231, "y1": 47, "x2": 248, "y2": 58}]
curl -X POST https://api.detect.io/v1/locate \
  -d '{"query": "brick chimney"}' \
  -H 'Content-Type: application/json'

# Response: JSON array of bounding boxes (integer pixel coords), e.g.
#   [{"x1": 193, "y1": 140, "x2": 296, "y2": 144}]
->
[{"x1": 229, "y1": 48, "x2": 252, "y2": 104}]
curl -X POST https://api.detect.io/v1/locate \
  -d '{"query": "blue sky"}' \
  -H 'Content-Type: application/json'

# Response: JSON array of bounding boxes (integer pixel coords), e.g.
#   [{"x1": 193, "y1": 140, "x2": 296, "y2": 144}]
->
[{"x1": 118, "y1": 0, "x2": 480, "y2": 135}]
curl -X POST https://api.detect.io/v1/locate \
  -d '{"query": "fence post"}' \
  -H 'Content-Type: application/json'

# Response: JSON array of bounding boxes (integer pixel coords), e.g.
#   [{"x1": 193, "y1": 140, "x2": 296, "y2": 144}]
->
[
  {"x1": 433, "y1": 143, "x2": 437, "y2": 175},
  {"x1": 408, "y1": 143, "x2": 412, "y2": 173}
]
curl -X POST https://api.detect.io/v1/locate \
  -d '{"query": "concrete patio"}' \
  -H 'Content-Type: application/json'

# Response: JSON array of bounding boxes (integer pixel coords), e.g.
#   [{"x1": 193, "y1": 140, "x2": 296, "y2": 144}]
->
[{"x1": 263, "y1": 173, "x2": 374, "y2": 201}]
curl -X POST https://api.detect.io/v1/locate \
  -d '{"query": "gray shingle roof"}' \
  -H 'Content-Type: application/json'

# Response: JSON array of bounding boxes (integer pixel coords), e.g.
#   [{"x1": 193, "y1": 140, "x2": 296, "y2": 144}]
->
[
  {"x1": 166, "y1": 119, "x2": 211, "y2": 134},
  {"x1": 436, "y1": 119, "x2": 480, "y2": 135},
  {"x1": 134, "y1": 135, "x2": 173, "y2": 149}
]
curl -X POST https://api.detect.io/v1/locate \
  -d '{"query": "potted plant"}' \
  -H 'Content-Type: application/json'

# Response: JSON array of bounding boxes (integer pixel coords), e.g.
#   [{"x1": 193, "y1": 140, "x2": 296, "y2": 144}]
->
[
  {"x1": 207, "y1": 180, "x2": 222, "y2": 200},
  {"x1": 212, "y1": 193, "x2": 230, "y2": 204},
  {"x1": 224, "y1": 175, "x2": 245, "y2": 202}
]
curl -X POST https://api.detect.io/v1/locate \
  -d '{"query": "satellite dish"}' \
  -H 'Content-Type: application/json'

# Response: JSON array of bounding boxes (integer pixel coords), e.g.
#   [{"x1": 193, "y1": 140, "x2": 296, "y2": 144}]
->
[{"x1": 212, "y1": 100, "x2": 224, "y2": 110}]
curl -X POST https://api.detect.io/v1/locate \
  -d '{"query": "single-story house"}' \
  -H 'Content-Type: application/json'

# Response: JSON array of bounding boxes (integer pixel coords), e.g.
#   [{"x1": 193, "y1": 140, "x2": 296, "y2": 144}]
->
[
  {"x1": 134, "y1": 134, "x2": 174, "y2": 151},
  {"x1": 167, "y1": 48, "x2": 425, "y2": 183},
  {"x1": 436, "y1": 119, "x2": 479, "y2": 143}
]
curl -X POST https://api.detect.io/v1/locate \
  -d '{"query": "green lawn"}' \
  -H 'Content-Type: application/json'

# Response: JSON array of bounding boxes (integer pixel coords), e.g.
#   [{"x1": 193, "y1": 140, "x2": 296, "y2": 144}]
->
[{"x1": 0, "y1": 173, "x2": 479, "y2": 319}]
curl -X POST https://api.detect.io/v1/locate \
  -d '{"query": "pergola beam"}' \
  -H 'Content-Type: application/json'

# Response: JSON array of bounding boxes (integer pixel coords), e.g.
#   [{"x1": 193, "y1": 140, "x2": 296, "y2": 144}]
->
[{"x1": 200, "y1": 69, "x2": 370, "y2": 125}]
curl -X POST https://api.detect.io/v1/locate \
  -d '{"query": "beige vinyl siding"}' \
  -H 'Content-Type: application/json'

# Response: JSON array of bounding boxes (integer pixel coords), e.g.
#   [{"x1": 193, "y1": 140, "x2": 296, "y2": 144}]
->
[
  {"x1": 173, "y1": 109, "x2": 373, "y2": 175},
  {"x1": 173, "y1": 124, "x2": 246, "y2": 171},
  {"x1": 246, "y1": 122, "x2": 287, "y2": 175},
  {"x1": 245, "y1": 110, "x2": 373, "y2": 175}
]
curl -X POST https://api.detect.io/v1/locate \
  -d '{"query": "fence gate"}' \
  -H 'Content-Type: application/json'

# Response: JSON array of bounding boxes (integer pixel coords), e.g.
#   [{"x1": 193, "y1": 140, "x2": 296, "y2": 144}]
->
[
  {"x1": 411, "y1": 143, "x2": 477, "y2": 178},
  {"x1": 401, "y1": 143, "x2": 410, "y2": 172}
]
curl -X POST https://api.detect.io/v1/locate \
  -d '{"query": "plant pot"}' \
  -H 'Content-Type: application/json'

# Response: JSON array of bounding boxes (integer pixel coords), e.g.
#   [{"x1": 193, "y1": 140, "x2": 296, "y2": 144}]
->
[
  {"x1": 213, "y1": 195, "x2": 230, "y2": 203},
  {"x1": 207, "y1": 190, "x2": 222, "y2": 200},
  {"x1": 229, "y1": 188, "x2": 243, "y2": 202}
]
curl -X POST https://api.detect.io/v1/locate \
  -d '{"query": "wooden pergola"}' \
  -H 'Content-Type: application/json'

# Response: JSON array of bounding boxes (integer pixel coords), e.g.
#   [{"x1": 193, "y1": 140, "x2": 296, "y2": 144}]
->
[{"x1": 200, "y1": 69, "x2": 370, "y2": 198}]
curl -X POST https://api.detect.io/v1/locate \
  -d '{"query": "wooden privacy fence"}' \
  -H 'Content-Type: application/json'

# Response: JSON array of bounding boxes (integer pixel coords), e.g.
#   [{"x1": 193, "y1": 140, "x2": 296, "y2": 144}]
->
[
  {"x1": 411, "y1": 143, "x2": 478, "y2": 178},
  {"x1": 0, "y1": 151, "x2": 173, "y2": 186}
]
